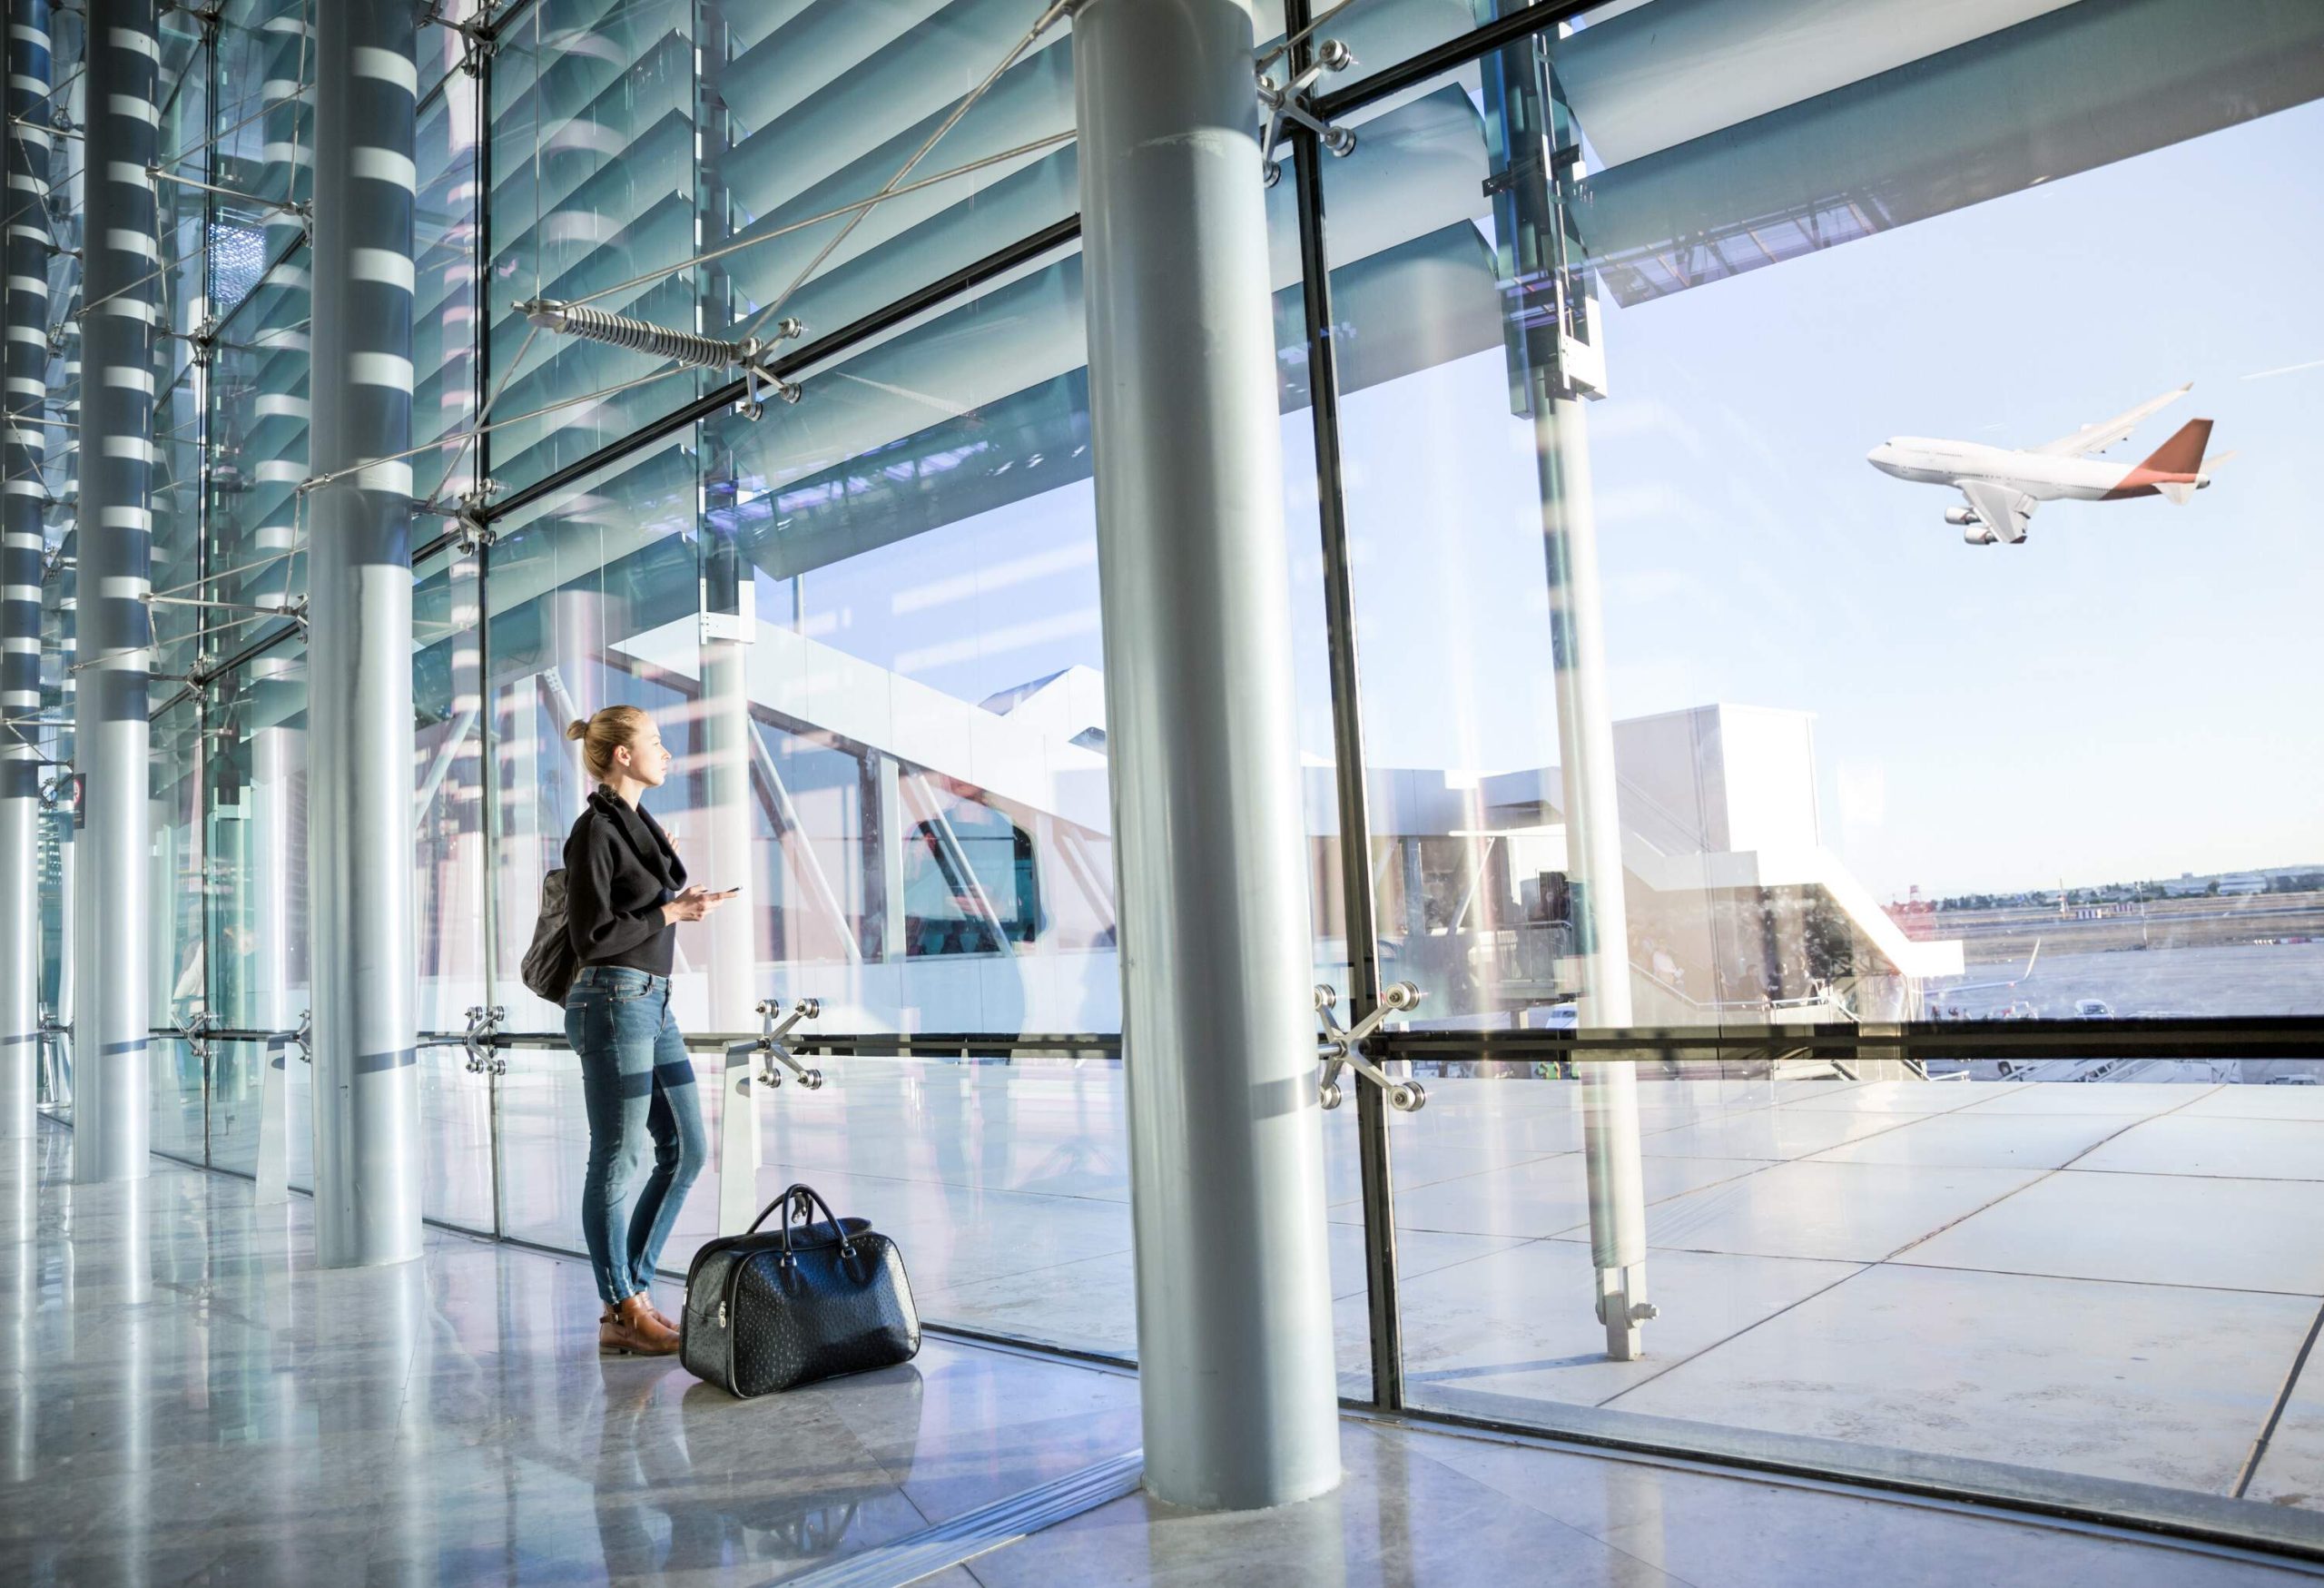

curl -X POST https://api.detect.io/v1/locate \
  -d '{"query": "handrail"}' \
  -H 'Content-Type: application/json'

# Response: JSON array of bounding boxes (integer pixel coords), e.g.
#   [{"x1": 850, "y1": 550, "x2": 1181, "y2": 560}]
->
[
  {"x1": 143, "y1": 1017, "x2": 2319, "y2": 1066},
  {"x1": 1376, "y1": 1017, "x2": 2324, "y2": 1065}
]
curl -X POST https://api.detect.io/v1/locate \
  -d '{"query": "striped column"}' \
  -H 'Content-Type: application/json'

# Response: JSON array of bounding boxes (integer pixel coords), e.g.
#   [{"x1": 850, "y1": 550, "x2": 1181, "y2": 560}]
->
[
  {"x1": 306, "y1": 0, "x2": 420, "y2": 1266},
  {"x1": 0, "y1": 0, "x2": 52, "y2": 1139},
  {"x1": 71, "y1": 0, "x2": 158, "y2": 1182}
]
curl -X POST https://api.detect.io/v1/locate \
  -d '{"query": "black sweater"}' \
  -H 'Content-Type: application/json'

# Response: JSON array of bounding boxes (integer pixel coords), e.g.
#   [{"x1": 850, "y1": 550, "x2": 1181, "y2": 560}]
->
[{"x1": 562, "y1": 788, "x2": 688, "y2": 976}]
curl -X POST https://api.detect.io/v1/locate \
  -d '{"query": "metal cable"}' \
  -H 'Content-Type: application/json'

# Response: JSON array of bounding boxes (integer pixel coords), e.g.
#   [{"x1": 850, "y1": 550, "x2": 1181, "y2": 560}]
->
[
  {"x1": 562, "y1": 131, "x2": 1074, "y2": 312},
  {"x1": 300, "y1": 358, "x2": 698, "y2": 496},
  {"x1": 419, "y1": 322, "x2": 537, "y2": 514},
  {"x1": 740, "y1": 0, "x2": 1078, "y2": 343}
]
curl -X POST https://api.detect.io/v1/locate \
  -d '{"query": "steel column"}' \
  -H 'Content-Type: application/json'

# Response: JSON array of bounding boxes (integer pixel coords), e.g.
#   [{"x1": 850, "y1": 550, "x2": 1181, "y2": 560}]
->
[
  {"x1": 306, "y1": 0, "x2": 421, "y2": 1267},
  {"x1": 0, "y1": 0, "x2": 54, "y2": 1139},
  {"x1": 1531, "y1": 374, "x2": 1652, "y2": 1359},
  {"x1": 72, "y1": 0, "x2": 161, "y2": 1182},
  {"x1": 698, "y1": 636, "x2": 757, "y2": 1031},
  {"x1": 1073, "y1": 0, "x2": 1341, "y2": 1511},
  {"x1": 1474, "y1": 5, "x2": 1654, "y2": 1363},
  {"x1": 1285, "y1": 0, "x2": 1404, "y2": 1413}
]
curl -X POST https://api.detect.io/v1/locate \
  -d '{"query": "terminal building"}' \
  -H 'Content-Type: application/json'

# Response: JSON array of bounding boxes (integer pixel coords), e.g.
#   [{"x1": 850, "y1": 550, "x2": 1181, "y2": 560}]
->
[{"x1": 5, "y1": 1, "x2": 2322, "y2": 1583}]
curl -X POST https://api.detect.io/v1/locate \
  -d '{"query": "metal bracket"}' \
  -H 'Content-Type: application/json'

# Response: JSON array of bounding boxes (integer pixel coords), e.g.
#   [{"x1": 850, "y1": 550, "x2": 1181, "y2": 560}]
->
[
  {"x1": 738, "y1": 319, "x2": 807, "y2": 420},
  {"x1": 184, "y1": 314, "x2": 222, "y2": 368},
  {"x1": 454, "y1": 480, "x2": 501, "y2": 552},
  {"x1": 745, "y1": 997, "x2": 824, "y2": 1090},
  {"x1": 462, "y1": 1004, "x2": 506, "y2": 1077},
  {"x1": 1595, "y1": 1263, "x2": 1659, "y2": 1336},
  {"x1": 1257, "y1": 37, "x2": 1358, "y2": 189},
  {"x1": 716, "y1": 998, "x2": 824, "y2": 1235},
  {"x1": 290, "y1": 1009, "x2": 311, "y2": 1066},
  {"x1": 175, "y1": 1010, "x2": 216, "y2": 1065},
  {"x1": 1315, "y1": 981, "x2": 1426, "y2": 1111},
  {"x1": 421, "y1": 0, "x2": 502, "y2": 76}
]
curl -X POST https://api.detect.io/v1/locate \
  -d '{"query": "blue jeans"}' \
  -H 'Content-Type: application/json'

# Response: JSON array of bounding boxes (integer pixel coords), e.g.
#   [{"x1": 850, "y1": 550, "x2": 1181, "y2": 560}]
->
[{"x1": 565, "y1": 966, "x2": 706, "y2": 1307}]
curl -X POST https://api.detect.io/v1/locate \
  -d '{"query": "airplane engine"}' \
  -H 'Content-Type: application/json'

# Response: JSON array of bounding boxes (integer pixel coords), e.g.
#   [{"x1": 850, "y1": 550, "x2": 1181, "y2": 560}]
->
[
  {"x1": 1962, "y1": 523, "x2": 1997, "y2": 545},
  {"x1": 1943, "y1": 507, "x2": 1978, "y2": 526}
]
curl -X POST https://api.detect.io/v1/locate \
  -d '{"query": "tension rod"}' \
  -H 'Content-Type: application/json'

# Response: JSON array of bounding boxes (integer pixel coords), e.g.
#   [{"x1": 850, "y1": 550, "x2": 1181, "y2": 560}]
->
[{"x1": 516, "y1": 298, "x2": 806, "y2": 419}]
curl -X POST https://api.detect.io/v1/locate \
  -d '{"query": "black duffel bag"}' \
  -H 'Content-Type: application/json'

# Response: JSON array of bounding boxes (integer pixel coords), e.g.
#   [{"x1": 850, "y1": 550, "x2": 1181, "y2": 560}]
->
[{"x1": 681, "y1": 1183, "x2": 920, "y2": 1397}]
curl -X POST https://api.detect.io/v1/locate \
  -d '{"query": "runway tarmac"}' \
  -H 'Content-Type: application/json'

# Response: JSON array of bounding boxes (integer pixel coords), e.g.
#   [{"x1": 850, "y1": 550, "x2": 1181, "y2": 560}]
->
[{"x1": 1928, "y1": 938, "x2": 2324, "y2": 1019}]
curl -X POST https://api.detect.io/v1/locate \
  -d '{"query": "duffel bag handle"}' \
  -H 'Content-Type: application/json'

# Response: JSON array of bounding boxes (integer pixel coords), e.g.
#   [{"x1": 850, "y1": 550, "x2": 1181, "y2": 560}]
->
[{"x1": 744, "y1": 1182, "x2": 858, "y2": 1266}]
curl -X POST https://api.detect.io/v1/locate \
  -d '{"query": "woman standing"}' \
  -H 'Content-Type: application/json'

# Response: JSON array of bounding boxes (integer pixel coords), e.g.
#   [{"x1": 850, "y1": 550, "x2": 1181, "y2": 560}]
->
[{"x1": 562, "y1": 705, "x2": 734, "y2": 1356}]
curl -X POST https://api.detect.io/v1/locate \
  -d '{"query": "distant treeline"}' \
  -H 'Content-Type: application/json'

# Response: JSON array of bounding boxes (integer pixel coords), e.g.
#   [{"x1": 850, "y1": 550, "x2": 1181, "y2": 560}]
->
[{"x1": 1923, "y1": 873, "x2": 2324, "y2": 912}]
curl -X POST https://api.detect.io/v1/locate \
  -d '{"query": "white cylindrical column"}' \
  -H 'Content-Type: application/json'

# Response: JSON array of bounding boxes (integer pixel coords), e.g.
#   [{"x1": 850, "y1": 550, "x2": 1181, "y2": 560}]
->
[
  {"x1": 1073, "y1": 0, "x2": 1341, "y2": 1511},
  {"x1": 72, "y1": 0, "x2": 160, "y2": 1182},
  {"x1": 306, "y1": 0, "x2": 421, "y2": 1267}
]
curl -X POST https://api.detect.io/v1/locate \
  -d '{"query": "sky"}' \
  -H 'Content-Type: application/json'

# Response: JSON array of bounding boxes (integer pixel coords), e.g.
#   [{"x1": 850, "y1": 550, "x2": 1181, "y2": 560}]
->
[{"x1": 773, "y1": 83, "x2": 2324, "y2": 905}]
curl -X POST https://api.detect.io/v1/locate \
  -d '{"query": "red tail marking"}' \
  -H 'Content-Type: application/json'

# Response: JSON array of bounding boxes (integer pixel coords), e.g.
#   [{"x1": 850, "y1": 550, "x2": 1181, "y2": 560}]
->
[
  {"x1": 2103, "y1": 418, "x2": 2214, "y2": 499},
  {"x1": 2134, "y1": 418, "x2": 2211, "y2": 475}
]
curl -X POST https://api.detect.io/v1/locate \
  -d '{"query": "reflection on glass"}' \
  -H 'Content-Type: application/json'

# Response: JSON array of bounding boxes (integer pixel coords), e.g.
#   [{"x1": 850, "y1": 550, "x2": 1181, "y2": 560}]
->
[
  {"x1": 486, "y1": 0, "x2": 704, "y2": 493},
  {"x1": 148, "y1": 711, "x2": 204, "y2": 1159},
  {"x1": 1334, "y1": 9, "x2": 2324, "y2": 1526},
  {"x1": 415, "y1": 551, "x2": 495, "y2": 1229}
]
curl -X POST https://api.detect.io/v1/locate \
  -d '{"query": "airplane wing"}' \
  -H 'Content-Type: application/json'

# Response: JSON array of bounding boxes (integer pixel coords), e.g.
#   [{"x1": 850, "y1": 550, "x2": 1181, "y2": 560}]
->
[
  {"x1": 2032, "y1": 382, "x2": 2191, "y2": 457},
  {"x1": 1930, "y1": 942, "x2": 2041, "y2": 999},
  {"x1": 1957, "y1": 479, "x2": 2035, "y2": 544}
]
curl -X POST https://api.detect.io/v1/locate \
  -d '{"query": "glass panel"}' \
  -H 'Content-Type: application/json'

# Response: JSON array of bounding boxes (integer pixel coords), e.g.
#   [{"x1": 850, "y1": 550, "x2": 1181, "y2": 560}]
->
[
  {"x1": 1334, "y1": 13, "x2": 2324, "y2": 1533},
  {"x1": 205, "y1": 0, "x2": 312, "y2": 639},
  {"x1": 415, "y1": 549, "x2": 489, "y2": 1031},
  {"x1": 697, "y1": 0, "x2": 1080, "y2": 361},
  {"x1": 204, "y1": 648, "x2": 307, "y2": 1044},
  {"x1": 480, "y1": 120, "x2": 1353, "y2": 1362},
  {"x1": 486, "y1": 0, "x2": 704, "y2": 494},
  {"x1": 415, "y1": 547, "x2": 494, "y2": 1229},
  {"x1": 419, "y1": 0, "x2": 482, "y2": 104},
  {"x1": 485, "y1": 437, "x2": 702, "y2": 1034},
  {"x1": 684, "y1": 261, "x2": 1141, "y2": 1328},
  {"x1": 416, "y1": 63, "x2": 484, "y2": 478},
  {"x1": 487, "y1": 438, "x2": 732, "y2": 1257},
  {"x1": 207, "y1": 1040, "x2": 270, "y2": 1179},
  {"x1": 148, "y1": 707, "x2": 206, "y2": 1159}
]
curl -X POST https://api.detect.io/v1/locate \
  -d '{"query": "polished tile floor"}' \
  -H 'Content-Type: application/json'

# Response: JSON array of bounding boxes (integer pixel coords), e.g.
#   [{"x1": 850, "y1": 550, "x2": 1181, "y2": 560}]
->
[
  {"x1": 5, "y1": 1120, "x2": 2316, "y2": 1586},
  {"x1": 146, "y1": 1059, "x2": 2324, "y2": 1510}
]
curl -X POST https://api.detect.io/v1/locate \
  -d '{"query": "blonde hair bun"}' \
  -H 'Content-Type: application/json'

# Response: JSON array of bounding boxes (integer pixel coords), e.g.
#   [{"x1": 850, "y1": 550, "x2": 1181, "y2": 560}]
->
[{"x1": 569, "y1": 704, "x2": 654, "y2": 784}]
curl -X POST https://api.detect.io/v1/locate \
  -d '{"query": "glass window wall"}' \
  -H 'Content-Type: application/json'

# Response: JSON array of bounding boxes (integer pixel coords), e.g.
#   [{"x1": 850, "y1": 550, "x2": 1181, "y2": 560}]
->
[
  {"x1": 25, "y1": 0, "x2": 2324, "y2": 1554},
  {"x1": 1308, "y1": 0, "x2": 2324, "y2": 1536}
]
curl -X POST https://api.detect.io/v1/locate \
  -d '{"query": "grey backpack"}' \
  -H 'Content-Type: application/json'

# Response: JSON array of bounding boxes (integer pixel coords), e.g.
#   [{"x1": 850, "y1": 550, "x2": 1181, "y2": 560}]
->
[{"x1": 521, "y1": 868, "x2": 579, "y2": 1004}]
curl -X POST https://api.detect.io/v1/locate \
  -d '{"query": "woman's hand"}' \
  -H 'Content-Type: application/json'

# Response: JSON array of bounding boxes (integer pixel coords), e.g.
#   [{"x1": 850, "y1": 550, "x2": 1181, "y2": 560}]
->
[{"x1": 662, "y1": 884, "x2": 734, "y2": 924}]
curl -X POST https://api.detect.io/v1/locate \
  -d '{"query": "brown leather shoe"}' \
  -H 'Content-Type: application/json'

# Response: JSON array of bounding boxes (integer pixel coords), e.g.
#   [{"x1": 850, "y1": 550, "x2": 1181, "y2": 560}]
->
[
  {"x1": 641, "y1": 1293, "x2": 681, "y2": 1334},
  {"x1": 599, "y1": 1293, "x2": 680, "y2": 1356}
]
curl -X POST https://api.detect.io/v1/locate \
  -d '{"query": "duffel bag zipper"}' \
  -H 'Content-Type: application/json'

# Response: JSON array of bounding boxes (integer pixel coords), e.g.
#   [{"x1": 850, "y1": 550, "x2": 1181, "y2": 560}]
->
[{"x1": 723, "y1": 1257, "x2": 750, "y2": 1391}]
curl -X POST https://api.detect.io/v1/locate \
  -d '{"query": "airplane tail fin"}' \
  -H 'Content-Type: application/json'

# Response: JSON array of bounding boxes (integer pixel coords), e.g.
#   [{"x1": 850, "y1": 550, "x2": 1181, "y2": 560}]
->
[{"x1": 2135, "y1": 417, "x2": 2212, "y2": 476}]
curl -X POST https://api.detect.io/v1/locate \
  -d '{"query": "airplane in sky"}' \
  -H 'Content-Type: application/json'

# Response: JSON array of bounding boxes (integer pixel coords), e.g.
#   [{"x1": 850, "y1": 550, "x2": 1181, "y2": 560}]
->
[{"x1": 1866, "y1": 384, "x2": 2234, "y2": 544}]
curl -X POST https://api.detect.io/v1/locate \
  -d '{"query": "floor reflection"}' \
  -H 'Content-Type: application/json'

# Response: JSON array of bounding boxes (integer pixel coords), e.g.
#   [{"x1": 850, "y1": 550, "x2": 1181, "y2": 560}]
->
[{"x1": 2, "y1": 1121, "x2": 2302, "y2": 1587}]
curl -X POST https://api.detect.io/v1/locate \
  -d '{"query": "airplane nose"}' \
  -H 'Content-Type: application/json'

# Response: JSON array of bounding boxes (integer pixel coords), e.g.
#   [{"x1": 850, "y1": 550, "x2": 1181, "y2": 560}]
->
[{"x1": 1866, "y1": 444, "x2": 1886, "y2": 467}]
